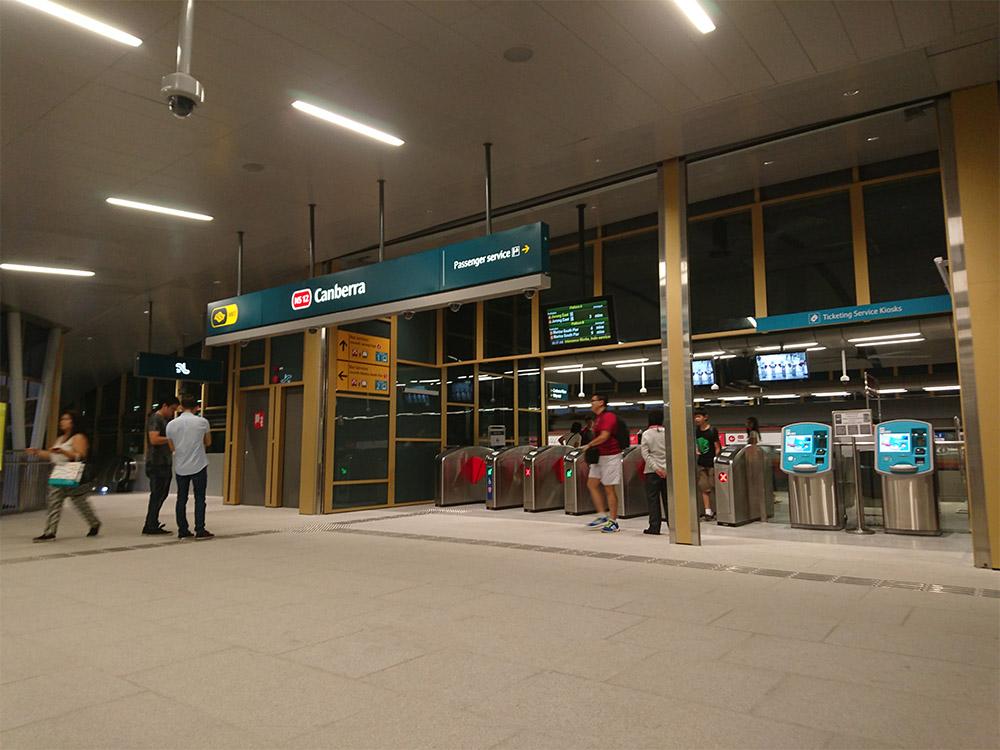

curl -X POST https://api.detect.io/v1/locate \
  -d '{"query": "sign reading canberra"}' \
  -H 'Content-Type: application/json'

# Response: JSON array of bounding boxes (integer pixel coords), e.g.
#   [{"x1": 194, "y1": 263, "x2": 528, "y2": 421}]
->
[{"x1": 205, "y1": 223, "x2": 549, "y2": 345}]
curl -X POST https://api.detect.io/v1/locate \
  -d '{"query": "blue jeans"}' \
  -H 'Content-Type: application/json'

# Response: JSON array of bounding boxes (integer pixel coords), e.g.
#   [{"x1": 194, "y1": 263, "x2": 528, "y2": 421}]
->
[{"x1": 175, "y1": 467, "x2": 207, "y2": 533}]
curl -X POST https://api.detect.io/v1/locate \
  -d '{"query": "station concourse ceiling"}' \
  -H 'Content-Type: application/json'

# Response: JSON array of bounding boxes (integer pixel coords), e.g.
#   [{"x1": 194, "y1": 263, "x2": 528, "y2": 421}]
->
[{"x1": 1, "y1": 0, "x2": 997, "y2": 401}]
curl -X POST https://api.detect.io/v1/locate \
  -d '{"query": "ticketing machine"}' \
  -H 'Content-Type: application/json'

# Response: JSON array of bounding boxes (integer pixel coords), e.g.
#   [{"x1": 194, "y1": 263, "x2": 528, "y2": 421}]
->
[
  {"x1": 875, "y1": 420, "x2": 940, "y2": 535},
  {"x1": 781, "y1": 422, "x2": 843, "y2": 530}
]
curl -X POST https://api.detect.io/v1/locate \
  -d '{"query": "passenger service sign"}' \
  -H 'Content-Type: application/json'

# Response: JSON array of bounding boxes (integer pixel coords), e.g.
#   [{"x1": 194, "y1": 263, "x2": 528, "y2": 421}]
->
[{"x1": 206, "y1": 223, "x2": 548, "y2": 343}]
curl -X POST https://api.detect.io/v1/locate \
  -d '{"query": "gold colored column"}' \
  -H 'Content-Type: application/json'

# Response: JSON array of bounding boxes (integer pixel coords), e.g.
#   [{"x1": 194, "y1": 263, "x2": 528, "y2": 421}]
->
[
  {"x1": 658, "y1": 160, "x2": 699, "y2": 545},
  {"x1": 299, "y1": 329, "x2": 326, "y2": 514}
]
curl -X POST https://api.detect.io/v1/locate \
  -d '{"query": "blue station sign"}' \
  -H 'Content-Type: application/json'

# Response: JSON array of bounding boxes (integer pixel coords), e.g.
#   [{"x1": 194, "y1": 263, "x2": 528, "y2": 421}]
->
[
  {"x1": 206, "y1": 223, "x2": 549, "y2": 344},
  {"x1": 755, "y1": 295, "x2": 952, "y2": 333}
]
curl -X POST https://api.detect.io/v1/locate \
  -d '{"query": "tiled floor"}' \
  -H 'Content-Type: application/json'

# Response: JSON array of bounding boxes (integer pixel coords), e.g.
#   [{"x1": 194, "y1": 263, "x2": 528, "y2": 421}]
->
[{"x1": 1, "y1": 493, "x2": 997, "y2": 749}]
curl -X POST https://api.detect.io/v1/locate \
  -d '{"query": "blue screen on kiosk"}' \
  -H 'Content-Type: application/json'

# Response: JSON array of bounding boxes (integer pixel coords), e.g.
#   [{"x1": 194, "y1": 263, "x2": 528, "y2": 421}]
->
[
  {"x1": 784, "y1": 434, "x2": 813, "y2": 454},
  {"x1": 879, "y1": 432, "x2": 910, "y2": 453}
]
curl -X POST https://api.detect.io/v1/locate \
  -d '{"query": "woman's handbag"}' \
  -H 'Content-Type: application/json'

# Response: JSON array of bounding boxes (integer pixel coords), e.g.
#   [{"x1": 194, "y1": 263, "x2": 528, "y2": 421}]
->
[{"x1": 48, "y1": 462, "x2": 85, "y2": 487}]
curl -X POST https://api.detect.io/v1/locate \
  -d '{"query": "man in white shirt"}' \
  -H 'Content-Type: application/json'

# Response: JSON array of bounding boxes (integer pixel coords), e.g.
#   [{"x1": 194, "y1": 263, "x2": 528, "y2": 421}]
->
[{"x1": 165, "y1": 394, "x2": 214, "y2": 539}]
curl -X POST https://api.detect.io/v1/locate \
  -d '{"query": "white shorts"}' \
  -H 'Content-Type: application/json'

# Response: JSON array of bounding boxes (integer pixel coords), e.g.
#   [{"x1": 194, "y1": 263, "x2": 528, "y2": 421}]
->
[{"x1": 589, "y1": 454, "x2": 622, "y2": 486}]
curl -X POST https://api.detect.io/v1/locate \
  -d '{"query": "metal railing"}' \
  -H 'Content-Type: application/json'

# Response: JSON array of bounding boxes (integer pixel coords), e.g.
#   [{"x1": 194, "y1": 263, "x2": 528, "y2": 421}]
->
[{"x1": 1, "y1": 451, "x2": 51, "y2": 514}]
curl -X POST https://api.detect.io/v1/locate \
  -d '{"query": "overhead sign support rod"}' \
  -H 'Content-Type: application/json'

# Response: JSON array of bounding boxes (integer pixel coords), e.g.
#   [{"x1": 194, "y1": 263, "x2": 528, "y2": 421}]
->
[
  {"x1": 236, "y1": 231, "x2": 244, "y2": 296},
  {"x1": 378, "y1": 180, "x2": 386, "y2": 263},
  {"x1": 308, "y1": 204, "x2": 316, "y2": 278},
  {"x1": 484, "y1": 142, "x2": 493, "y2": 235}
]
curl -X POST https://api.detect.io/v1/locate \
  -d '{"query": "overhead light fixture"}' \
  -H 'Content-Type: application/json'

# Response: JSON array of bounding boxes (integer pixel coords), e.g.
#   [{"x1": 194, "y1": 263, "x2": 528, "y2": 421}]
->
[
  {"x1": 806, "y1": 346, "x2": 827, "y2": 352},
  {"x1": 811, "y1": 391, "x2": 851, "y2": 397},
  {"x1": 762, "y1": 161, "x2": 774, "y2": 167},
  {"x1": 718, "y1": 354, "x2": 737, "y2": 360},
  {"x1": 601, "y1": 358, "x2": 649, "y2": 366},
  {"x1": 923, "y1": 385, "x2": 960, "y2": 392},
  {"x1": 106, "y1": 198, "x2": 213, "y2": 221},
  {"x1": 292, "y1": 100, "x2": 404, "y2": 146},
  {"x1": 844, "y1": 89, "x2": 860, "y2": 97},
  {"x1": 672, "y1": 0, "x2": 715, "y2": 33},
  {"x1": 693, "y1": 350, "x2": 725, "y2": 359},
  {"x1": 782, "y1": 342, "x2": 818, "y2": 351},
  {"x1": 15, "y1": 0, "x2": 142, "y2": 46},
  {"x1": 1, "y1": 263, "x2": 95, "y2": 277},
  {"x1": 608, "y1": 401, "x2": 632, "y2": 407},
  {"x1": 866, "y1": 136, "x2": 881, "y2": 142},
  {"x1": 639, "y1": 399, "x2": 664, "y2": 405},
  {"x1": 556, "y1": 366, "x2": 597, "y2": 373},
  {"x1": 877, "y1": 388, "x2": 908, "y2": 394},
  {"x1": 693, "y1": 397, "x2": 709, "y2": 403},
  {"x1": 755, "y1": 345, "x2": 781, "y2": 352},
  {"x1": 748, "y1": 317, "x2": 758, "y2": 327},
  {"x1": 721, "y1": 396, "x2": 754, "y2": 401},
  {"x1": 615, "y1": 361, "x2": 656, "y2": 369},
  {"x1": 855, "y1": 337, "x2": 925, "y2": 346},
  {"x1": 848, "y1": 332, "x2": 919, "y2": 343},
  {"x1": 764, "y1": 394, "x2": 799, "y2": 400}
]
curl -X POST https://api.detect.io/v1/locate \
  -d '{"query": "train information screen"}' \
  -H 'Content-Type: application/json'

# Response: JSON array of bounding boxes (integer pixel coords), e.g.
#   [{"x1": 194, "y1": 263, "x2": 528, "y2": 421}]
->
[
  {"x1": 784, "y1": 434, "x2": 813, "y2": 454},
  {"x1": 543, "y1": 296, "x2": 617, "y2": 350}
]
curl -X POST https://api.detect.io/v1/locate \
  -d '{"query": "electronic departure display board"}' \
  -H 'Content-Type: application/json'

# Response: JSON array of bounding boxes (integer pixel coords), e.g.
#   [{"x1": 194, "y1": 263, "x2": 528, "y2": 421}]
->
[
  {"x1": 692, "y1": 360, "x2": 715, "y2": 386},
  {"x1": 543, "y1": 296, "x2": 617, "y2": 350}
]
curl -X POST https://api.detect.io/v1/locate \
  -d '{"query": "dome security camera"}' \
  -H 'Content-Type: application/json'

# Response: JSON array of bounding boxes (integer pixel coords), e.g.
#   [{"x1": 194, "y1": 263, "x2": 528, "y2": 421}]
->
[
  {"x1": 524, "y1": 289, "x2": 536, "y2": 300},
  {"x1": 711, "y1": 383, "x2": 720, "y2": 391},
  {"x1": 449, "y1": 303, "x2": 462, "y2": 312},
  {"x1": 160, "y1": 72, "x2": 204, "y2": 118},
  {"x1": 403, "y1": 311, "x2": 414, "y2": 320},
  {"x1": 240, "y1": 340, "x2": 249, "y2": 348}
]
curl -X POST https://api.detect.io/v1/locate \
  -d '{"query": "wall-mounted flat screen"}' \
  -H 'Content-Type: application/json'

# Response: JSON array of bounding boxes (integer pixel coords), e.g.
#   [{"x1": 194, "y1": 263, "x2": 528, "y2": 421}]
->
[
  {"x1": 543, "y1": 296, "x2": 617, "y2": 350},
  {"x1": 784, "y1": 434, "x2": 813, "y2": 454},
  {"x1": 547, "y1": 382, "x2": 569, "y2": 401},
  {"x1": 879, "y1": 432, "x2": 911, "y2": 453},
  {"x1": 135, "y1": 352, "x2": 224, "y2": 383},
  {"x1": 756, "y1": 352, "x2": 808, "y2": 381},
  {"x1": 692, "y1": 360, "x2": 715, "y2": 386},
  {"x1": 447, "y1": 379, "x2": 474, "y2": 403}
]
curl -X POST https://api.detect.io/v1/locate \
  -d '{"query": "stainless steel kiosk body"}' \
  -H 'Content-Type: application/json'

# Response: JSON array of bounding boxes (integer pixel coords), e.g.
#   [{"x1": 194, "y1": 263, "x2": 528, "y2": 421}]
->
[
  {"x1": 435, "y1": 446, "x2": 491, "y2": 506},
  {"x1": 619, "y1": 446, "x2": 648, "y2": 518},
  {"x1": 562, "y1": 448, "x2": 594, "y2": 515},
  {"x1": 715, "y1": 444, "x2": 775, "y2": 526},
  {"x1": 875, "y1": 419, "x2": 940, "y2": 535},
  {"x1": 485, "y1": 445, "x2": 534, "y2": 510},
  {"x1": 523, "y1": 445, "x2": 572, "y2": 512},
  {"x1": 781, "y1": 422, "x2": 843, "y2": 530}
]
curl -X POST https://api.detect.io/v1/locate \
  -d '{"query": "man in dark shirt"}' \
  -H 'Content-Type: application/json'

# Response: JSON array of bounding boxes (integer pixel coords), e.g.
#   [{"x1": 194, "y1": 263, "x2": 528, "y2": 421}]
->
[
  {"x1": 694, "y1": 410, "x2": 721, "y2": 521},
  {"x1": 142, "y1": 395, "x2": 179, "y2": 535}
]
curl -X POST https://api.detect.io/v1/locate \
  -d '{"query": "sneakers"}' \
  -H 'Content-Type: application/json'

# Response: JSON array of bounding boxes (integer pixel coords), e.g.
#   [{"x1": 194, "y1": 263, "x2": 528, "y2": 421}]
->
[
  {"x1": 601, "y1": 520, "x2": 620, "y2": 533},
  {"x1": 87, "y1": 523, "x2": 101, "y2": 537},
  {"x1": 195, "y1": 530, "x2": 215, "y2": 540},
  {"x1": 586, "y1": 515, "x2": 609, "y2": 528},
  {"x1": 142, "y1": 524, "x2": 171, "y2": 536},
  {"x1": 178, "y1": 530, "x2": 194, "y2": 539},
  {"x1": 701, "y1": 510, "x2": 716, "y2": 522},
  {"x1": 33, "y1": 533, "x2": 56, "y2": 542}
]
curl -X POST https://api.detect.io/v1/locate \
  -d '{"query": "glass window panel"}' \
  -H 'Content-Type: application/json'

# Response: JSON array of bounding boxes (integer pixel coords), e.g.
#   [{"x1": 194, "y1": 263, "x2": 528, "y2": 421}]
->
[
  {"x1": 207, "y1": 345, "x2": 230, "y2": 406},
  {"x1": 688, "y1": 192, "x2": 755, "y2": 218},
  {"x1": 152, "y1": 380, "x2": 175, "y2": 402},
  {"x1": 334, "y1": 397, "x2": 389, "y2": 480},
  {"x1": 332, "y1": 482, "x2": 388, "y2": 510},
  {"x1": 447, "y1": 405, "x2": 474, "y2": 446},
  {"x1": 445, "y1": 364, "x2": 475, "y2": 404},
  {"x1": 207, "y1": 431, "x2": 226, "y2": 454},
  {"x1": 184, "y1": 341, "x2": 203, "y2": 359},
  {"x1": 341, "y1": 319, "x2": 390, "y2": 338},
  {"x1": 240, "y1": 339, "x2": 265, "y2": 367},
  {"x1": 759, "y1": 169, "x2": 852, "y2": 202},
  {"x1": 397, "y1": 310, "x2": 436, "y2": 364},
  {"x1": 518, "y1": 410, "x2": 541, "y2": 446},
  {"x1": 269, "y1": 333, "x2": 303, "y2": 383},
  {"x1": 396, "y1": 364, "x2": 441, "y2": 439},
  {"x1": 478, "y1": 375, "x2": 513, "y2": 445},
  {"x1": 602, "y1": 231, "x2": 659, "y2": 342},
  {"x1": 481, "y1": 360, "x2": 513, "y2": 377},
  {"x1": 517, "y1": 358, "x2": 541, "y2": 409},
  {"x1": 864, "y1": 175, "x2": 948, "y2": 303},
  {"x1": 542, "y1": 245, "x2": 594, "y2": 307},
  {"x1": 100, "y1": 380, "x2": 120, "y2": 416},
  {"x1": 394, "y1": 442, "x2": 441, "y2": 503},
  {"x1": 23, "y1": 322, "x2": 49, "y2": 379},
  {"x1": 602, "y1": 213, "x2": 656, "y2": 237},
  {"x1": 484, "y1": 296, "x2": 531, "y2": 358},
  {"x1": 764, "y1": 192, "x2": 855, "y2": 315},
  {"x1": 859, "y1": 151, "x2": 938, "y2": 181},
  {"x1": 443, "y1": 304, "x2": 476, "y2": 363},
  {"x1": 688, "y1": 211, "x2": 756, "y2": 333},
  {"x1": 239, "y1": 368, "x2": 265, "y2": 387}
]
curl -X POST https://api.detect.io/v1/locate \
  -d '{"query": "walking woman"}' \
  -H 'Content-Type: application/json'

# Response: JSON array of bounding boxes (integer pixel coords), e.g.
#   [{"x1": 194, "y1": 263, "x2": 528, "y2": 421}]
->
[{"x1": 27, "y1": 410, "x2": 100, "y2": 541}]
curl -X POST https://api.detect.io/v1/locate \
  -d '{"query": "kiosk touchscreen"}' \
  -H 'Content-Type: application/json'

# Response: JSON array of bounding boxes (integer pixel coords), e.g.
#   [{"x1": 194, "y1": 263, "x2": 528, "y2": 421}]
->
[
  {"x1": 780, "y1": 423, "x2": 831, "y2": 474},
  {"x1": 875, "y1": 420, "x2": 933, "y2": 475}
]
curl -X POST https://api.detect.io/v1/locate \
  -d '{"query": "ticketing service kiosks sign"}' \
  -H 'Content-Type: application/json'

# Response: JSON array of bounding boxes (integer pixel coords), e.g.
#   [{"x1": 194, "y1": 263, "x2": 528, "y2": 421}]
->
[{"x1": 206, "y1": 223, "x2": 549, "y2": 343}]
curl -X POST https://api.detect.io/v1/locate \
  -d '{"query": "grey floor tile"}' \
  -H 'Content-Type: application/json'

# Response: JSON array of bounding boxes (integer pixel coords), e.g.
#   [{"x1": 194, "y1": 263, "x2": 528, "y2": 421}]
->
[
  {"x1": 824, "y1": 619, "x2": 998, "y2": 667},
  {"x1": 280, "y1": 633, "x2": 429, "y2": 678},
  {"x1": 610, "y1": 616, "x2": 754, "y2": 658},
  {"x1": 0, "y1": 635, "x2": 85, "y2": 684},
  {"x1": 904, "y1": 602, "x2": 1000, "y2": 639},
  {"x1": 710, "y1": 604, "x2": 839, "y2": 641}
]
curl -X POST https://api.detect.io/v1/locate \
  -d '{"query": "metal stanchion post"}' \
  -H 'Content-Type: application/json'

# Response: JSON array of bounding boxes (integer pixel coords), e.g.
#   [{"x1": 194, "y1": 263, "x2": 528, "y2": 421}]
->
[{"x1": 847, "y1": 435, "x2": 874, "y2": 534}]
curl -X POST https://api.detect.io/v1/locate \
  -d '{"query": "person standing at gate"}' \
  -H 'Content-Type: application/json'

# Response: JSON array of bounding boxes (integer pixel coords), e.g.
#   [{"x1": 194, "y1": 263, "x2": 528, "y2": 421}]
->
[
  {"x1": 581, "y1": 393, "x2": 621, "y2": 532},
  {"x1": 641, "y1": 409, "x2": 667, "y2": 535},
  {"x1": 166, "y1": 393, "x2": 214, "y2": 539},
  {"x1": 142, "y1": 395, "x2": 178, "y2": 535},
  {"x1": 694, "y1": 409, "x2": 721, "y2": 521}
]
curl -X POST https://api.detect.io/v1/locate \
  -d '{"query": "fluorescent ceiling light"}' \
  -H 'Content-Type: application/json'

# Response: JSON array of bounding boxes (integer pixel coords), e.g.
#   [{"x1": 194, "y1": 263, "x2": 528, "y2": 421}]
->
[
  {"x1": 783, "y1": 342, "x2": 818, "y2": 351},
  {"x1": 923, "y1": 385, "x2": 960, "y2": 392},
  {"x1": 877, "y1": 388, "x2": 907, "y2": 394},
  {"x1": 855, "y1": 337, "x2": 925, "y2": 346},
  {"x1": 546, "y1": 405, "x2": 563, "y2": 410},
  {"x1": 601, "y1": 358, "x2": 648, "y2": 366},
  {"x1": 615, "y1": 361, "x2": 654, "y2": 369},
  {"x1": 721, "y1": 396, "x2": 753, "y2": 401},
  {"x1": 693, "y1": 398, "x2": 709, "y2": 403},
  {"x1": 718, "y1": 354, "x2": 737, "y2": 359},
  {"x1": 15, "y1": 0, "x2": 142, "y2": 46},
  {"x1": 1, "y1": 263, "x2": 95, "y2": 277},
  {"x1": 608, "y1": 401, "x2": 632, "y2": 407},
  {"x1": 639, "y1": 399, "x2": 664, "y2": 405},
  {"x1": 517, "y1": 370, "x2": 539, "y2": 376},
  {"x1": 806, "y1": 346, "x2": 827, "y2": 352},
  {"x1": 848, "y1": 332, "x2": 919, "y2": 343},
  {"x1": 554, "y1": 366, "x2": 597, "y2": 373},
  {"x1": 764, "y1": 394, "x2": 799, "y2": 399},
  {"x1": 106, "y1": 198, "x2": 213, "y2": 221},
  {"x1": 811, "y1": 391, "x2": 851, "y2": 397},
  {"x1": 748, "y1": 317, "x2": 757, "y2": 328},
  {"x1": 755, "y1": 345, "x2": 781, "y2": 352},
  {"x1": 693, "y1": 350, "x2": 725, "y2": 359},
  {"x1": 672, "y1": 0, "x2": 715, "y2": 33},
  {"x1": 544, "y1": 365, "x2": 573, "y2": 371},
  {"x1": 292, "y1": 100, "x2": 404, "y2": 146}
]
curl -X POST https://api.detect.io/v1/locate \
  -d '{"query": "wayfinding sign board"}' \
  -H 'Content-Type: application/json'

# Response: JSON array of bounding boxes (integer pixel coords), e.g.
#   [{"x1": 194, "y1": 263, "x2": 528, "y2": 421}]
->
[
  {"x1": 206, "y1": 223, "x2": 549, "y2": 345},
  {"x1": 754, "y1": 295, "x2": 951, "y2": 333},
  {"x1": 135, "y1": 352, "x2": 224, "y2": 383},
  {"x1": 335, "y1": 331, "x2": 390, "y2": 395}
]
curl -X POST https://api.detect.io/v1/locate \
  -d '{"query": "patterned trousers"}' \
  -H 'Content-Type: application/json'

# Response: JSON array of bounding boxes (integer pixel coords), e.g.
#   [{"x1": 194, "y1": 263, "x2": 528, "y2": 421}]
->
[{"x1": 42, "y1": 484, "x2": 99, "y2": 535}]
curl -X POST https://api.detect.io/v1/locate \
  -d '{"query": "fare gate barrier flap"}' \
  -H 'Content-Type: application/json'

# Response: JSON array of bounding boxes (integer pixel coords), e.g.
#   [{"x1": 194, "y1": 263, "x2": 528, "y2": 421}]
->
[
  {"x1": 486, "y1": 445, "x2": 535, "y2": 510},
  {"x1": 435, "y1": 446, "x2": 492, "y2": 507},
  {"x1": 524, "y1": 445, "x2": 572, "y2": 512}
]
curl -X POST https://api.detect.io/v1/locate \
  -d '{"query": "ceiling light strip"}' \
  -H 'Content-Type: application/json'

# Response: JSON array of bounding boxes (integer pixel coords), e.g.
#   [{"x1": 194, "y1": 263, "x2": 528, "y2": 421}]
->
[
  {"x1": 292, "y1": 101, "x2": 404, "y2": 147},
  {"x1": 106, "y1": 198, "x2": 213, "y2": 221},
  {"x1": 672, "y1": 0, "x2": 715, "y2": 33},
  {"x1": 1, "y1": 263, "x2": 95, "y2": 277},
  {"x1": 847, "y1": 332, "x2": 920, "y2": 343},
  {"x1": 854, "y1": 338, "x2": 925, "y2": 346},
  {"x1": 15, "y1": 0, "x2": 142, "y2": 46}
]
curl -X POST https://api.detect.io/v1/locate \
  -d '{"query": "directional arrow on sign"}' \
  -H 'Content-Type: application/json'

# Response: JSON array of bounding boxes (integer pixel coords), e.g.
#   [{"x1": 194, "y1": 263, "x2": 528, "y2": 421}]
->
[
  {"x1": 339, "y1": 340, "x2": 347, "y2": 351},
  {"x1": 338, "y1": 371, "x2": 346, "y2": 381}
]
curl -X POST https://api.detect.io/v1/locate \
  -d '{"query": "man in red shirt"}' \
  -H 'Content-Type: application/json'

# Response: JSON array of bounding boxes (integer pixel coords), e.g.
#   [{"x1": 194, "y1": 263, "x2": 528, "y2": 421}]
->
[{"x1": 581, "y1": 393, "x2": 621, "y2": 532}]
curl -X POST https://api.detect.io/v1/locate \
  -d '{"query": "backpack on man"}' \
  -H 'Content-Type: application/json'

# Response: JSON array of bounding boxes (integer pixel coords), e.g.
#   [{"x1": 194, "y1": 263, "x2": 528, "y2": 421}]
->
[{"x1": 612, "y1": 411, "x2": 630, "y2": 451}]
